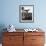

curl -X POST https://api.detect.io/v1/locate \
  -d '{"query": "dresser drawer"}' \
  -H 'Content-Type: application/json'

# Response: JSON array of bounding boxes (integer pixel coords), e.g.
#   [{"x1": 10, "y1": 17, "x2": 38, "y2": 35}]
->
[
  {"x1": 3, "y1": 32, "x2": 23, "y2": 36},
  {"x1": 32, "y1": 36, "x2": 45, "y2": 44},
  {"x1": 3, "y1": 35, "x2": 23, "y2": 44},
  {"x1": 24, "y1": 32, "x2": 44, "y2": 36},
  {"x1": 3, "y1": 42, "x2": 23, "y2": 46},
  {"x1": 32, "y1": 44, "x2": 44, "y2": 46}
]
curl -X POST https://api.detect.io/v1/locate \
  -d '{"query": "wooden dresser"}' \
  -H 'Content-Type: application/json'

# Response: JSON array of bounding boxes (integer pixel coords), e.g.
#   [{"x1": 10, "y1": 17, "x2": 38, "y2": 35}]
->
[{"x1": 2, "y1": 32, "x2": 45, "y2": 46}]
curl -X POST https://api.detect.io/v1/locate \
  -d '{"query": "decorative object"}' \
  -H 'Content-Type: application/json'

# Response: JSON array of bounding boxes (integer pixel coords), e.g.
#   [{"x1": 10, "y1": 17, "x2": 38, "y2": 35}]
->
[
  {"x1": 19, "y1": 5, "x2": 34, "y2": 23},
  {"x1": 24, "y1": 28, "x2": 38, "y2": 32},
  {"x1": 7, "y1": 24, "x2": 16, "y2": 32}
]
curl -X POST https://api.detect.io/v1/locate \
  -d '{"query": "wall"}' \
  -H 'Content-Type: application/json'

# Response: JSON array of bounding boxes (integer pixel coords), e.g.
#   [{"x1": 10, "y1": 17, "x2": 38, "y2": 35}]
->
[
  {"x1": 0, "y1": 0, "x2": 46, "y2": 29},
  {"x1": 0, "y1": 0, "x2": 46, "y2": 43}
]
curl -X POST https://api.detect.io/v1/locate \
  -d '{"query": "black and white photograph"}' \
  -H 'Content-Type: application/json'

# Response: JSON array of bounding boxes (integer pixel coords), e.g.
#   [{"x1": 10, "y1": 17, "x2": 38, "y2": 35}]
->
[{"x1": 19, "y1": 5, "x2": 34, "y2": 23}]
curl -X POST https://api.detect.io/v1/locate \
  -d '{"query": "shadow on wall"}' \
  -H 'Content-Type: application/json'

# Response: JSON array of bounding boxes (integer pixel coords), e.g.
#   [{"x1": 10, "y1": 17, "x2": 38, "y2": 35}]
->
[{"x1": 0, "y1": 24, "x2": 7, "y2": 43}]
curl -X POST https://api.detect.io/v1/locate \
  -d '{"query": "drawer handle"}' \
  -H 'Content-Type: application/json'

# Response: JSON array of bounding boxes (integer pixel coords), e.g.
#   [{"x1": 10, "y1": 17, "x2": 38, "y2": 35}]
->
[
  {"x1": 32, "y1": 39, "x2": 36, "y2": 40},
  {"x1": 9, "y1": 38, "x2": 13, "y2": 40},
  {"x1": 9, "y1": 38, "x2": 12, "y2": 40}
]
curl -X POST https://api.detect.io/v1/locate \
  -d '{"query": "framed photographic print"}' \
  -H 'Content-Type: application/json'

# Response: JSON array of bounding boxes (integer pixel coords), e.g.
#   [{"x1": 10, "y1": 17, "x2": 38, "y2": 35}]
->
[{"x1": 19, "y1": 5, "x2": 34, "y2": 23}]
